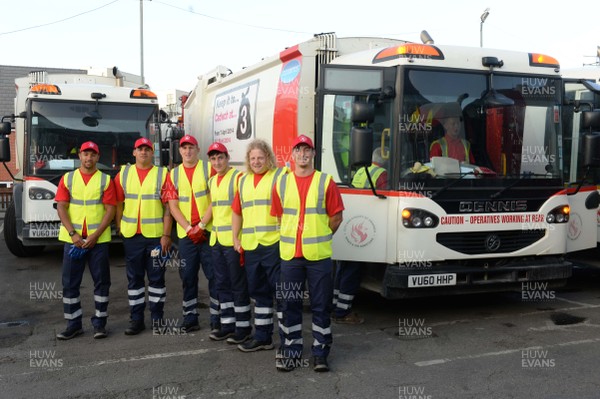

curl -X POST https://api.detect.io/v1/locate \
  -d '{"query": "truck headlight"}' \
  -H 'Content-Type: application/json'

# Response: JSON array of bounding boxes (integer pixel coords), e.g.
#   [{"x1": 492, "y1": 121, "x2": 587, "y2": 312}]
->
[
  {"x1": 546, "y1": 205, "x2": 569, "y2": 224},
  {"x1": 29, "y1": 187, "x2": 55, "y2": 200},
  {"x1": 402, "y1": 208, "x2": 438, "y2": 228}
]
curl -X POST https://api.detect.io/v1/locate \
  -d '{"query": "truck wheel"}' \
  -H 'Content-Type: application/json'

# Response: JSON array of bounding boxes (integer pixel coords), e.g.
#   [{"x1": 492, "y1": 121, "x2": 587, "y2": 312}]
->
[{"x1": 3, "y1": 200, "x2": 44, "y2": 257}]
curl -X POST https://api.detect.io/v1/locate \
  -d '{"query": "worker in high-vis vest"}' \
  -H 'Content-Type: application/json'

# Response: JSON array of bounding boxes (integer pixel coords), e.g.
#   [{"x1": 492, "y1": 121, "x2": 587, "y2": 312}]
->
[
  {"x1": 232, "y1": 139, "x2": 287, "y2": 353},
  {"x1": 351, "y1": 146, "x2": 389, "y2": 190},
  {"x1": 55, "y1": 141, "x2": 116, "y2": 340},
  {"x1": 166, "y1": 134, "x2": 220, "y2": 334},
  {"x1": 429, "y1": 116, "x2": 475, "y2": 163},
  {"x1": 206, "y1": 142, "x2": 252, "y2": 345},
  {"x1": 332, "y1": 147, "x2": 390, "y2": 327},
  {"x1": 271, "y1": 134, "x2": 344, "y2": 373},
  {"x1": 115, "y1": 137, "x2": 173, "y2": 336}
]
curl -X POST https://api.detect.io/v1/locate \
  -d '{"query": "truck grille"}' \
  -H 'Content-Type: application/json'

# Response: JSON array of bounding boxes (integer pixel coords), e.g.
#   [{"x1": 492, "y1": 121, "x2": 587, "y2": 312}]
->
[{"x1": 436, "y1": 230, "x2": 546, "y2": 255}]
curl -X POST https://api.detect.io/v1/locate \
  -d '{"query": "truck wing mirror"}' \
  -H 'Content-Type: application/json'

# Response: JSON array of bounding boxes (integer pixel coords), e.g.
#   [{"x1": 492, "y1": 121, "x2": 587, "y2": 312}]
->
[
  {"x1": 350, "y1": 126, "x2": 373, "y2": 167},
  {"x1": 582, "y1": 111, "x2": 600, "y2": 130},
  {"x1": 0, "y1": 121, "x2": 11, "y2": 135},
  {"x1": 582, "y1": 133, "x2": 600, "y2": 168},
  {"x1": 351, "y1": 102, "x2": 374, "y2": 124},
  {"x1": 0, "y1": 121, "x2": 11, "y2": 162}
]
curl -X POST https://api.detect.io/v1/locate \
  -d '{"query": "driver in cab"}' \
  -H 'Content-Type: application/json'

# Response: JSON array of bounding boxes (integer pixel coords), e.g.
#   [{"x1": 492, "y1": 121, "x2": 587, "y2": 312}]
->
[{"x1": 429, "y1": 116, "x2": 475, "y2": 164}]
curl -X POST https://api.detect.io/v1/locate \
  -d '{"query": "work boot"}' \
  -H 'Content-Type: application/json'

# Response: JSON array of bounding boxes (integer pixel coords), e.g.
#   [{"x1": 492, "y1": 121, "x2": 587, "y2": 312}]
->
[
  {"x1": 226, "y1": 332, "x2": 251, "y2": 344},
  {"x1": 93, "y1": 326, "x2": 108, "y2": 339},
  {"x1": 56, "y1": 326, "x2": 83, "y2": 340},
  {"x1": 332, "y1": 312, "x2": 364, "y2": 325},
  {"x1": 177, "y1": 320, "x2": 200, "y2": 333},
  {"x1": 238, "y1": 339, "x2": 274, "y2": 352},
  {"x1": 209, "y1": 329, "x2": 234, "y2": 341},
  {"x1": 313, "y1": 356, "x2": 330, "y2": 372},
  {"x1": 124, "y1": 320, "x2": 145, "y2": 336}
]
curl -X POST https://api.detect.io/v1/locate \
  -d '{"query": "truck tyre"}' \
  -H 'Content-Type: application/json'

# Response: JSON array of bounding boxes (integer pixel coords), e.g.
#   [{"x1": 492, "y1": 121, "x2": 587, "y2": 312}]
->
[{"x1": 3, "y1": 200, "x2": 44, "y2": 257}]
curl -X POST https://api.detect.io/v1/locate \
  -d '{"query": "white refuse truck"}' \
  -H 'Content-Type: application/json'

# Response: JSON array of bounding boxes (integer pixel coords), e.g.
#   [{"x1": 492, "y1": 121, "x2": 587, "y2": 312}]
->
[
  {"x1": 561, "y1": 67, "x2": 600, "y2": 266},
  {"x1": 182, "y1": 32, "x2": 600, "y2": 298},
  {"x1": 0, "y1": 68, "x2": 163, "y2": 257}
]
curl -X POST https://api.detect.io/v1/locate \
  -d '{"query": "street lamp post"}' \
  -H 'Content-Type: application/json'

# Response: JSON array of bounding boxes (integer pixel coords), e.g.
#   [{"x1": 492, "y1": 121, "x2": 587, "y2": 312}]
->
[
  {"x1": 480, "y1": 8, "x2": 490, "y2": 48},
  {"x1": 140, "y1": 0, "x2": 145, "y2": 85}
]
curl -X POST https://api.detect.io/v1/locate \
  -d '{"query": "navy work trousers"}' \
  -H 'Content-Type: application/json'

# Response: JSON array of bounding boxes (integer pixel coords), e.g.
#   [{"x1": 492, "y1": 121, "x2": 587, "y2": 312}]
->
[
  {"x1": 333, "y1": 261, "x2": 362, "y2": 318},
  {"x1": 280, "y1": 257, "x2": 333, "y2": 358},
  {"x1": 178, "y1": 235, "x2": 219, "y2": 326},
  {"x1": 244, "y1": 243, "x2": 284, "y2": 344},
  {"x1": 211, "y1": 242, "x2": 251, "y2": 335},
  {"x1": 123, "y1": 235, "x2": 166, "y2": 322},
  {"x1": 61, "y1": 242, "x2": 110, "y2": 329}
]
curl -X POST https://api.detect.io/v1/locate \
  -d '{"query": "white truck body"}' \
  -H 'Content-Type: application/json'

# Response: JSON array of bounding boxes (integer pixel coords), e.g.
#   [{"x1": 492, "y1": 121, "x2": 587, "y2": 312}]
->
[
  {"x1": 185, "y1": 33, "x2": 594, "y2": 298},
  {"x1": 561, "y1": 67, "x2": 600, "y2": 262},
  {"x1": 2, "y1": 69, "x2": 161, "y2": 256}
]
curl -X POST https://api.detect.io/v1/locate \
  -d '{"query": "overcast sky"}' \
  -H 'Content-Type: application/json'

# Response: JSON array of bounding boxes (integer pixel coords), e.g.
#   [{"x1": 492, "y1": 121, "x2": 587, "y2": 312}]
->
[{"x1": 2, "y1": 0, "x2": 599, "y2": 95}]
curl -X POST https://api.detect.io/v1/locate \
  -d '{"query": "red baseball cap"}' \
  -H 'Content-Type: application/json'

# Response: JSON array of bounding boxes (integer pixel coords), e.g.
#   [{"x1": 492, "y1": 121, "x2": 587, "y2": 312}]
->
[
  {"x1": 179, "y1": 135, "x2": 198, "y2": 146},
  {"x1": 292, "y1": 135, "x2": 314, "y2": 149},
  {"x1": 207, "y1": 142, "x2": 228, "y2": 155},
  {"x1": 80, "y1": 141, "x2": 99, "y2": 154},
  {"x1": 134, "y1": 137, "x2": 154, "y2": 150}
]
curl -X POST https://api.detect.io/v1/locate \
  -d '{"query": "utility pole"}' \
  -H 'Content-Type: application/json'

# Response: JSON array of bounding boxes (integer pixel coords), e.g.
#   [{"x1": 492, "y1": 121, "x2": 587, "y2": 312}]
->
[{"x1": 140, "y1": 0, "x2": 145, "y2": 85}]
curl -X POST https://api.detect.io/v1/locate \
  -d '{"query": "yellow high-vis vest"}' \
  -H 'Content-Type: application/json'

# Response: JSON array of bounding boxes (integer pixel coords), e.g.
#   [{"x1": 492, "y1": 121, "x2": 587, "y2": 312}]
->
[
  {"x1": 209, "y1": 168, "x2": 240, "y2": 246},
  {"x1": 58, "y1": 169, "x2": 111, "y2": 243},
  {"x1": 170, "y1": 161, "x2": 211, "y2": 238},
  {"x1": 239, "y1": 167, "x2": 286, "y2": 250},
  {"x1": 120, "y1": 164, "x2": 167, "y2": 238},
  {"x1": 352, "y1": 165, "x2": 385, "y2": 189},
  {"x1": 430, "y1": 137, "x2": 470, "y2": 162},
  {"x1": 276, "y1": 171, "x2": 333, "y2": 261}
]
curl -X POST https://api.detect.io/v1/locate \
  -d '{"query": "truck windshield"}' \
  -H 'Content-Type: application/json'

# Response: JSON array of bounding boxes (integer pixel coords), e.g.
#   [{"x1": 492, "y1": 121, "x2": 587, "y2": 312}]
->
[
  {"x1": 400, "y1": 69, "x2": 562, "y2": 180},
  {"x1": 27, "y1": 100, "x2": 158, "y2": 178}
]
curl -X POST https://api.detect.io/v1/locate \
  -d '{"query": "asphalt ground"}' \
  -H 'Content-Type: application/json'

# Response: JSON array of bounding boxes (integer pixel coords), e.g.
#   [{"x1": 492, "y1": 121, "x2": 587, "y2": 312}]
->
[{"x1": 1, "y1": 222, "x2": 600, "y2": 399}]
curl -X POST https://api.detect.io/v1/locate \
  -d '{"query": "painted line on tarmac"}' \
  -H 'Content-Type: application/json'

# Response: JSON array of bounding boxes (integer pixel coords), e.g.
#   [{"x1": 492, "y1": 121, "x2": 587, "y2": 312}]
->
[
  {"x1": 415, "y1": 337, "x2": 600, "y2": 367},
  {"x1": 82, "y1": 347, "x2": 217, "y2": 367},
  {"x1": 554, "y1": 296, "x2": 596, "y2": 307},
  {"x1": 0, "y1": 346, "x2": 231, "y2": 378}
]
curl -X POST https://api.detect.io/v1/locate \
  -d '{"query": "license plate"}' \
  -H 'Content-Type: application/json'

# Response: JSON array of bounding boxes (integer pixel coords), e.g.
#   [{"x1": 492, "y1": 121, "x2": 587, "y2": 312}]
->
[
  {"x1": 408, "y1": 273, "x2": 457, "y2": 288},
  {"x1": 29, "y1": 223, "x2": 58, "y2": 238}
]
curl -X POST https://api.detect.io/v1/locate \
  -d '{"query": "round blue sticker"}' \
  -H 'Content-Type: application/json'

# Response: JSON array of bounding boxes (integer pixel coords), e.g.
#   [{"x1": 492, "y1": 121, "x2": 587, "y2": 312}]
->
[{"x1": 280, "y1": 60, "x2": 301, "y2": 84}]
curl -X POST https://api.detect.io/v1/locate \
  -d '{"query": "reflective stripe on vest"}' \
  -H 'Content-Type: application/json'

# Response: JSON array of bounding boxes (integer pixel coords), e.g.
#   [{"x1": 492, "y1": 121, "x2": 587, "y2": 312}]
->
[
  {"x1": 239, "y1": 167, "x2": 285, "y2": 250},
  {"x1": 120, "y1": 165, "x2": 166, "y2": 238},
  {"x1": 277, "y1": 171, "x2": 333, "y2": 261},
  {"x1": 351, "y1": 165, "x2": 385, "y2": 189},
  {"x1": 171, "y1": 161, "x2": 211, "y2": 238},
  {"x1": 209, "y1": 168, "x2": 240, "y2": 246},
  {"x1": 58, "y1": 169, "x2": 111, "y2": 243},
  {"x1": 431, "y1": 137, "x2": 470, "y2": 162}
]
